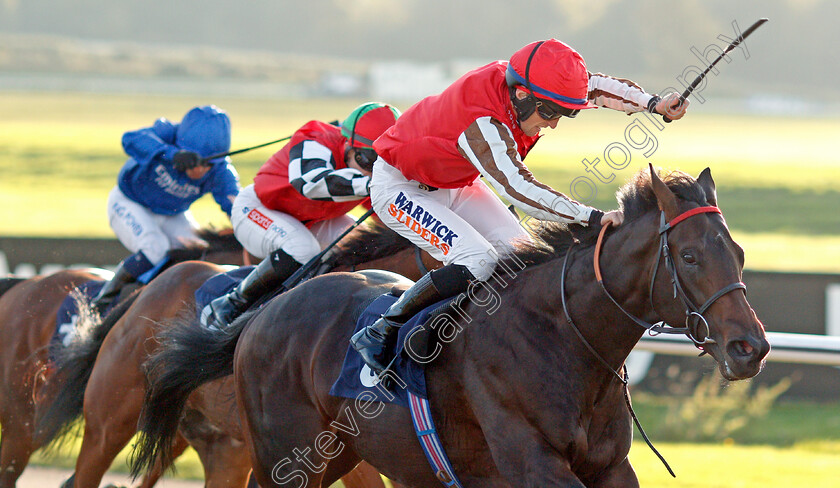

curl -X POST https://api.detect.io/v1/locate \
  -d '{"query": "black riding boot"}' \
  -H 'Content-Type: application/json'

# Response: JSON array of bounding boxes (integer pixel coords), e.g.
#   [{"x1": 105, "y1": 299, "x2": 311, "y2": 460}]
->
[
  {"x1": 204, "y1": 249, "x2": 301, "y2": 330},
  {"x1": 350, "y1": 264, "x2": 473, "y2": 374},
  {"x1": 90, "y1": 262, "x2": 137, "y2": 313}
]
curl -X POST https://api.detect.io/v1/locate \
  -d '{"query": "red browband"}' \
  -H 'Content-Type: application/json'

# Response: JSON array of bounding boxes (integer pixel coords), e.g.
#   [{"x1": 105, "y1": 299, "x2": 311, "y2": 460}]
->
[
  {"x1": 594, "y1": 206, "x2": 721, "y2": 282},
  {"x1": 666, "y1": 206, "x2": 720, "y2": 228}
]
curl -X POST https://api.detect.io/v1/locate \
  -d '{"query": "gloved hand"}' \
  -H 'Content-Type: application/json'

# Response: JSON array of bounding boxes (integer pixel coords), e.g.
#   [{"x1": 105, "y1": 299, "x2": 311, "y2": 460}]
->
[
  {"x1": 172, "y1": 150, "x2": 202, "y2": 172},
  {"x1": 654, "y1": 93, "x2": 690, "y2": 121}
]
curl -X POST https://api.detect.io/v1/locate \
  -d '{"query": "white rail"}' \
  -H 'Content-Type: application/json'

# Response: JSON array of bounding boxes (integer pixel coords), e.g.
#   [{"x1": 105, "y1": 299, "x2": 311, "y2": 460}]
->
[{"x1": 635, "y1": 331, "x2": 840, "y2": 366}]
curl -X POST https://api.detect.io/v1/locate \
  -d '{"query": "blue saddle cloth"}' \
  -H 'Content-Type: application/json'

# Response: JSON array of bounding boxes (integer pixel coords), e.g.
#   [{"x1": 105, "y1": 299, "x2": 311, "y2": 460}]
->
[
  {"x1": 329, "y1": 294, "x2": 456, "y2": 409},
  {"x1": 194, "y1": 265, "x2": 255, "y2": 313},
  {"x1": 50, "y1": 280, "x2": 107, "y2": 359}
]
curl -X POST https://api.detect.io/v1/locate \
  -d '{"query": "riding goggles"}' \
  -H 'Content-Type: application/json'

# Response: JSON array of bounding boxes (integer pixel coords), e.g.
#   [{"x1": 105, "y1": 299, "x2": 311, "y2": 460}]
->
[
  {"x1": 535, "y1": 98, "x2": 580, "y2": 120},
  {"x1": 354, "y1": 148, "x2": 378, "y2": 171}
]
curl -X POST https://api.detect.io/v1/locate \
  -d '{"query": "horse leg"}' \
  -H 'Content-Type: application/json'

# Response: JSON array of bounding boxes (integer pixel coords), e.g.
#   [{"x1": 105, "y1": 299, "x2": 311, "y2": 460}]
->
[
  {"x1": 134, "y1": 432, "x2": 190, "y2": 488},
  {"x1": 71, "y1": 416, "x2": 136, "y2": 488},
  {"x1": 589, "y1": 457, "x2": 639, "y2": 488},
  {"x1": 0, "y1": 415, "x2": 37, "y2": 488},
  {"x1": 176, "y1": 407, "x2": 251, "y2": 488},
  {"x1": 200, "y1": 441, "x2": 255, "y2": 488},
  {"x1": 70, "y1": 380, "x2": 146, "y2": 488},
  {"x1": 237, "y1": 411, "x2": 331, "y2": 488},
  {"x1": 234, "y1": 367, "x2": 329, "y2": 488},
  {"x1": 460, "y1": 402, "x2": 589, "y2": 487}
]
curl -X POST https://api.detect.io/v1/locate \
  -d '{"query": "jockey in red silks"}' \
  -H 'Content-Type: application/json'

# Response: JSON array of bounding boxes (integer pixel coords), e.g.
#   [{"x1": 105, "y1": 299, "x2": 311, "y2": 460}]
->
[
  {"x1": 351, "y1": 39, "x2": 689, "y2": 374},
  {"x1": 203, "y1": 102, "x2": 401, "y2": 330}
]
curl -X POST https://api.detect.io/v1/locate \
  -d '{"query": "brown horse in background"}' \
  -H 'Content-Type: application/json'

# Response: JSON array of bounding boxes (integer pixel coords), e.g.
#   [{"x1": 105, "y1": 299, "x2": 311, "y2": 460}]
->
[
  {"x1": 35, "y1": 223, "x2": 434, "y2": 488},
  {"x1": 132, "y1": 167, "x2": 770, "y2": 487},
  {"x1": 0, "y1": 229, "x2": 243, "y2": 488},
  {"x1": 0, "y1": 269, "x2": 104, "y2": 488}
]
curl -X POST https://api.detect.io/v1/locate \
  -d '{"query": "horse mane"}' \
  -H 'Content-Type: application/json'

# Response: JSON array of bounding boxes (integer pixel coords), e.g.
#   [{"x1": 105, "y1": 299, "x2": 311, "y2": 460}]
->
[
  {"x1": 166, "y1": 227, "x2": 241, "y2": 262},
  {"x1": 501, "y1": 168, "x2": 708, "y2": 269},
  {"x1": 328, "y1": 223, "x2": 414, "y2": 267},
  {"x1": 618, "y1": 168, "x2": 708, "y2": 222}
]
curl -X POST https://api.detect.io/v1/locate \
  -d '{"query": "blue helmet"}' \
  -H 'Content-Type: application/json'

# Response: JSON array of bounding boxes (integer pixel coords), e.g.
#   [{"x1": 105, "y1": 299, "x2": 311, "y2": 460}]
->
[{"x1": 176, "y1": 105, "x2": 232, "y2": 163}]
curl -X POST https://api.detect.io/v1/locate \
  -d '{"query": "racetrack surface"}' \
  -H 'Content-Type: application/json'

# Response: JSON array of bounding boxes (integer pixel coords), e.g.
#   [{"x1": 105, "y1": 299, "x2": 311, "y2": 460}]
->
[{"x1": 17, "y1": 466, "x2": 203, "y2": 488}]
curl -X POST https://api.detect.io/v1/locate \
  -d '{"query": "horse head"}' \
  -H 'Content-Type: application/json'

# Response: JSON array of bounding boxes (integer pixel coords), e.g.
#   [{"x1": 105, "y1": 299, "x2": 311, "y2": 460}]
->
[{"x1": 647, "y1": 165, "x2": 770, "y2": 380}]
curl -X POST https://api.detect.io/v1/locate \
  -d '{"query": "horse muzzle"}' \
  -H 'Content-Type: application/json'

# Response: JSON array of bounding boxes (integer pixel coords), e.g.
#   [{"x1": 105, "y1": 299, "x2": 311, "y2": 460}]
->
[{"x1": 710, "y1": 328, "x2": 770, "y2": 380}]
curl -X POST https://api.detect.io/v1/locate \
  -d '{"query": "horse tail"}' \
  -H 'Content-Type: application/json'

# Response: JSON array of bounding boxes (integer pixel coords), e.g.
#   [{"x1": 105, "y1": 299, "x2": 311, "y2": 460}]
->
[
  {"x1": 34, "y1": 290, "x2": 141, "y2": 447},
  {"x1": 130, "y1": 310, "x2": 249, "y2": 477}
]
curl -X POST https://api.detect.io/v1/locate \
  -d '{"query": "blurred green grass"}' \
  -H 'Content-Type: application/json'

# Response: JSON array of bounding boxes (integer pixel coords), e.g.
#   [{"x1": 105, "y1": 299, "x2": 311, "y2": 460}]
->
[
  {"x1": 630, "y1": 395, "x2": 840, "y2": 487},
  {"x1": 2, "y1": 92, "x2": 840, "y2": 272}
]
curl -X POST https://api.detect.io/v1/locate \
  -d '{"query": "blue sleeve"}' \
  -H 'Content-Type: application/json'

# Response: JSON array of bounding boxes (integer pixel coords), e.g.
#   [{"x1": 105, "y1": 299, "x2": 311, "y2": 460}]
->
[
  {"x1": 121, "y1": 118, "x2": 180, "y2": 166},
  {"x1": 209, "y1": 163, "x2": 241, "y2": 217}
]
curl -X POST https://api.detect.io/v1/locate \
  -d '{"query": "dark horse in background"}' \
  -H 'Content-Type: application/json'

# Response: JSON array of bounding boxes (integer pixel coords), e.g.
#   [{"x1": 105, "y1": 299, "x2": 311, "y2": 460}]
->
[
  {"x1": 132, "y1": 167, "x2": 770, "y2": 487},
  {"x1": 0, "y1": 229, "x2": 244, "y2": 488},
  {"x1": 34, "y1": 223, "x2": 433, "y2": 488}
]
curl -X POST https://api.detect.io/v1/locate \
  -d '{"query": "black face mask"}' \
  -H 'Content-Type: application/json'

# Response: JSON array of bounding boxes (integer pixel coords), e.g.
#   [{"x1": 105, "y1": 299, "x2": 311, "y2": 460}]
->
[
  {"x1": 510, "y1": 86, "x2": 538, "y2": 121},
  {"x1": 354, "y1": 148, "x2": 378, "y2": 172}
]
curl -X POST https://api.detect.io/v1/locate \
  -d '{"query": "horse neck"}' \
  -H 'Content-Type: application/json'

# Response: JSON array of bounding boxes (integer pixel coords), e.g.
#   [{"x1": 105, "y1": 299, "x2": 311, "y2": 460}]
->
[{"x1": 504, "y1": 213, "x2": 663, "y2": 373}]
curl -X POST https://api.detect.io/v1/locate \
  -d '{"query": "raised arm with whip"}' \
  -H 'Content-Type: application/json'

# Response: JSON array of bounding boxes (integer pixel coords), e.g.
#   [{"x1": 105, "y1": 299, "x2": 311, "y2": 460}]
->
[{"x1": 664, "y1": 18, "x2": 769, "y2": 122}]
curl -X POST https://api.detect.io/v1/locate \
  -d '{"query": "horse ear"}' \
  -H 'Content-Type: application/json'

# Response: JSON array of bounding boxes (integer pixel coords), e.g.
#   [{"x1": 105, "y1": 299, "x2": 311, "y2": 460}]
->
[
  {"x1": 649, "y1": 163, "x2": 679, "y2": 220},
  {"x1": 697, "y1": 167, "x2": 718, "y2": 207}
]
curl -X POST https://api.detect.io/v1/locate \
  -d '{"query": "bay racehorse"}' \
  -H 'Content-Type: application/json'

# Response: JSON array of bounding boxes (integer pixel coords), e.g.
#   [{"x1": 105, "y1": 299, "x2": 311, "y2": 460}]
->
[
  {"x1": 37, "y1": 223, "x2": 433, "y2": 488},
  {"x1": 0, "y1": 228, "x2": 243, "y2": 488},
  {"x1": 0, "y1": 269, "x2": 103, "y2": 488},
  {"x1": 130, "y1": 166, "x2": 769, "y2": 487}
]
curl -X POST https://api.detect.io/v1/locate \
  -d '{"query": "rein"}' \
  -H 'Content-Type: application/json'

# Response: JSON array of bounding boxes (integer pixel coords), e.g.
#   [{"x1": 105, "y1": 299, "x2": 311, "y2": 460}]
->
[
  {"x1": 560, "y1": 244, "x2": 674, "y2": 476},
  {"x1": 414, "y1": 247, "x2": 431, "y2": 275},
  {"x1": 559, "y1": 205, "x2": 746, "y2": 478}
]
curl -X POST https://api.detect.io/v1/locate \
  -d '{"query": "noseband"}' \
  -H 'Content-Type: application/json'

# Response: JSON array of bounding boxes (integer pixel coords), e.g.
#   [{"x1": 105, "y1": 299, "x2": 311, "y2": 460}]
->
[{"x1": 593, "y1": 206, "x2": 747, "y2": 348}]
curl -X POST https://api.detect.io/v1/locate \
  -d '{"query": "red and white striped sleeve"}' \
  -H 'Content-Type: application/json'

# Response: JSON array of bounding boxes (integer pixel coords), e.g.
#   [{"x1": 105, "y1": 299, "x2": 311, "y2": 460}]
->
[
  {"x1": 588, "y1": 72, "x2": 657, "y2": 114},
  {"x1": 457, "y1": 116, "x2": 599, "y2": 225}
]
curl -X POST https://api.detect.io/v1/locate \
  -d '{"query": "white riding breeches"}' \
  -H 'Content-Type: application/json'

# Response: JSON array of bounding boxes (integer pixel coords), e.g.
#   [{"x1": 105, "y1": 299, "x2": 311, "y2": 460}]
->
[
  {"x1": 107, "y1": 186, "x2": 199, "y2": 264},
  {"x1": 231, "y1": 184, "x2": 355, "y2": 263},
  {"x1": 370, "y1": 159, "x2": 531, "y2": 281}
]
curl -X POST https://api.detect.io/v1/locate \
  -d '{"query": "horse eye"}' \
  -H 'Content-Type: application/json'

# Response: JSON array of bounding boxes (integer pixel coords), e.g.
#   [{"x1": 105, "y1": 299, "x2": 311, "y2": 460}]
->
[{"x1": 681, "y1": 251, "x2": 697, "y2": 264}]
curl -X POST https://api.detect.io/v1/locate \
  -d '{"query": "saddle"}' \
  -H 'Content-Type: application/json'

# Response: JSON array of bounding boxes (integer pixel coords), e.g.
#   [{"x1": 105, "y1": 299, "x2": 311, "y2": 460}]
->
[
  {"x1": 332, "y1": 291, "x2": 466, "y2": 488},
  {"x1": 331, "y1": 292, "x2": 457, "y2": 407}
]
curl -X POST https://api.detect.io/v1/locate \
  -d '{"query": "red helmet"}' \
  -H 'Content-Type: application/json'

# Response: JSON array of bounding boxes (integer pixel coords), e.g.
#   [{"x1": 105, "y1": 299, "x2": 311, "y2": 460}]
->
[{"x1": 506, "y1": 39, "x2": 596, "y2": 111}]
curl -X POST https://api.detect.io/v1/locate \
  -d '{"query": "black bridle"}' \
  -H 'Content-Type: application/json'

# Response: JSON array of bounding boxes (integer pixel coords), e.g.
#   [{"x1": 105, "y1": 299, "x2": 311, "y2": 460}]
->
[
  {"x1": 591, "y1": 205, "x2": 746, "y2": 348},
  {"x1": 647, "y1": 208, "x2": 747, "y2": 346},
  {"x1": 559, "y1": 205, "x2": 747, "y2": 478}
]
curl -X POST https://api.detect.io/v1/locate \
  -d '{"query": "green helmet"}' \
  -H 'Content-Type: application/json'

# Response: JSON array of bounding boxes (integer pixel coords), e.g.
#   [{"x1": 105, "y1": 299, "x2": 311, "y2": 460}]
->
[{"x1": 340, "y1": 102, "x2": 401, "y2": 149}]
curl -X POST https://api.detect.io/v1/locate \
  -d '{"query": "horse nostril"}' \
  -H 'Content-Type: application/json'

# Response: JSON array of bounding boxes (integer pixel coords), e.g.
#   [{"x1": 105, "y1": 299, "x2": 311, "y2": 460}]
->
[{"x1": 728, "y1": 339, "x2": 755, "y2": 359}]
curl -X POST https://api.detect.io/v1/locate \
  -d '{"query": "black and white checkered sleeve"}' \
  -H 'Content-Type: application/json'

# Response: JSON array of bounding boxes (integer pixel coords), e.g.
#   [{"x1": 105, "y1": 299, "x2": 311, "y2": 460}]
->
[{"x1": 288, "y1": 140, "x2": 370, "y2": 202}]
